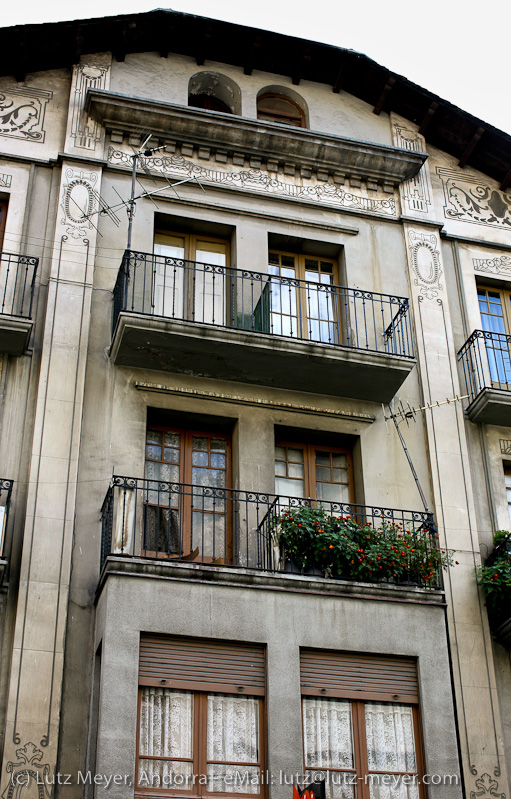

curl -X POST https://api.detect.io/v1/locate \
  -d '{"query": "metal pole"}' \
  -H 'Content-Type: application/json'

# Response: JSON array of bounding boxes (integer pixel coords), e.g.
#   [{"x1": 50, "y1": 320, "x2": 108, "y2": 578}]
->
[
  {"x1": 388, "y1": 405, "x2": 430, "y2": 513},
  {"x1": 126, "y1": 151, "x2": 137, "y2": 251}
]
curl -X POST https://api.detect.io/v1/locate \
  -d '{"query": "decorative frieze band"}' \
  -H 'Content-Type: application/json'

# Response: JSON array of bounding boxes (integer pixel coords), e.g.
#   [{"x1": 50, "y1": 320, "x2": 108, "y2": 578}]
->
[
  {"x1": 438, "y1": 167, "x2": 511, "y2": 229},
  {"x1": 107, "y1": 147, "x2": 397, "y2": 217},
  {"x1": 0, "y1": 173, "x2": 12, "y2": 188},
  {"x1": 473, "y1": 255, "x2": 511, "y2": 277}
]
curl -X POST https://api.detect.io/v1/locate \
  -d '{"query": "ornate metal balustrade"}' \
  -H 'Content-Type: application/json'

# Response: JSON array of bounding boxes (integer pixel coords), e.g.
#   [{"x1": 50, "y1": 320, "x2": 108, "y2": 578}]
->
[
  {"x1": 112, "y1": 250, "x2": 414, "y2": 358},
  {"x1": 0, "y1": 478, "x2": 13, "y2": 557},
  {"x1": 0, "y1": 252, "x2": 38, "y2": 318},
  {"x1": 100, "y1": 476, "x2": 438, "y2": 588},
  {"x1": 458, "y1": 329, "x2": 511, "y2": 400}
]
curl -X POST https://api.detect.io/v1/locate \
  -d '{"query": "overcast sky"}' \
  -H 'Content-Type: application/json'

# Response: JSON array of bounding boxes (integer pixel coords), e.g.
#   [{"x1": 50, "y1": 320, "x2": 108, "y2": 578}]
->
[{"x1": 3, "y1": 0, "x2": 511, "y2": 137}]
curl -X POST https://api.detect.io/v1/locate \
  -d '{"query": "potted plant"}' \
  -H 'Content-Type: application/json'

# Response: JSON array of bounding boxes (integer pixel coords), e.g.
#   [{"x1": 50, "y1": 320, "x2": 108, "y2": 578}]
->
[{"x1": 478, "y1": 531, "x2": 511, "y2": 646}]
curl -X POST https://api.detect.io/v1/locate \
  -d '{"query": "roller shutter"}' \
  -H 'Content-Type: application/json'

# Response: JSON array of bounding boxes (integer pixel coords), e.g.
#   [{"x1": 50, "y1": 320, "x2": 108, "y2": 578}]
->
[
  {"x1": 300, "y1": 649, "x2": 418, "y2": 703},
  {"x1": 139, "y1": 635, "x2": 265, "y2": 695}
]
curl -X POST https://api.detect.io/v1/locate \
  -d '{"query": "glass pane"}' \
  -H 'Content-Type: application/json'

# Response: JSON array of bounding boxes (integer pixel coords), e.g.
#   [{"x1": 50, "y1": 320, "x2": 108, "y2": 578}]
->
[
  {"x1": 316, "y1": 481, "x2": 350, "y2": 503},
  {"x1": 315, "y1": 451, "x2": 331, "y2": 465},
  {"x1": 288, "y1": 448, "x2": 304, "y2": 463},
  {"x1": 193, "y1": 436, "x2": 209, "y2": 451},
  {"x1": 275, "y1": 446, "x2": 287, "y2": 460},
  {"x1": 275, "y1": 461, "x2": 286, "y2": 476},
  {"x1": 365, "y1": 703, "x2": 417, "y2": 773},
  {"x1": 146, "y1": 430, "x2": 161, "y2": 445},
  {"x1": 332, "y1": 469, "x2": 348, "y2": 484},
  {"x1": 164, "y1": 431, "x2": 181, "y2": 447},
  {"x1": 303, "y1": 697, "x2": 354, "y2": 769},
  {"x1": 192, "y1": 451, "x2": 209, "y2": 467},
  {"x1": 275, "y1": 476, "x2": 305, "y2": 498},
  {"x1": 368, "y1": 779, "x2": 419, "y2": 799},
  {"x1": 163, "y1": 448, "x2": 180, "y2": 463},
  {"x1": 316, "y1": 466, "x2": 331, "y2": 481},
  {"x1": 206, "y1": 765, "x2": 261, "y2": 794},
  {"x1": 332, "y1": 454, "x2": 347, "y2": 468},
  {"x1": 146, "y1": 444, "x2": 162, "y2": 460},
  {"x1": 289, "y1": 462, "x2": 305, "y2": 479},
  {"x1": 138, "y1": 759, "x2": 193, "y2": 791},
  {"x1": 211, "y1": 438, "x2": 227, "y2": 452},
  {"x1": 211, "y1": 453, "x2": 226, "y2": 468},
  {"x1": 139, "y1": 688, "x2": 193, "y2": 758},
  {"x1": 196, "y1": 241, "x2": 227, "y2": 267},
  {"x1": 207, "y1": 694, "x2": 259, "y2": 762},
  {"x1": 304, "y1": 771, "x2": 355, "y2": 799}
]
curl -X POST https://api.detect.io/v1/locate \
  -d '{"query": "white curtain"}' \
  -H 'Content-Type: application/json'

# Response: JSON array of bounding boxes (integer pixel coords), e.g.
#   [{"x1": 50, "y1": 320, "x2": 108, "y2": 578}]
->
[
  {"x1": 302, "y1": 697, "x2": 355, "y2": 799},
  {"x1": 138, "y1": 688, "x2": 193, "y2": 789},
  {"x1": 365, "y1": 703, "x2": 419, "y2": 799},
  {"x1": 207, "y1": 694, "x2": 259, "y2": 794}
]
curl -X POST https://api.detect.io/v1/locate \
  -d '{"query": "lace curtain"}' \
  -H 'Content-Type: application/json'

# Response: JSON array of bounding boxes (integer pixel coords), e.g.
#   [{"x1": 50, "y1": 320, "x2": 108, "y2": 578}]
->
[
  {"x1": 364, "y1": 703, "x2": 418, "y2": 799},
  {"x1": 207, "y1": 694, "x2": 260, "y2": 794},
  {"x1": 138, "y1": 688, "x2": 193, "y2": 788},
  {"x1": 302, "y1": 697, "x2": 355, "y2": 799}
]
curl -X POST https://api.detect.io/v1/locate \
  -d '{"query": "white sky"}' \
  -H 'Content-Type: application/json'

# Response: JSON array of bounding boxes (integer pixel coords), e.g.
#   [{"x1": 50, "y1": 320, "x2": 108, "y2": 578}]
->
[{"x1": 3, "y1": 0, "x2": 511, "y2": 137}]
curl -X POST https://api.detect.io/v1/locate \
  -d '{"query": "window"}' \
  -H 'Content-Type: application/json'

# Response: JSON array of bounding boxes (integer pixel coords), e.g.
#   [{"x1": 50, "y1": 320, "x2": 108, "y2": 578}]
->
[
  {"x1": 137, "y1": 636, "x2": 265, "y2": 798},
  {"x1": 300, "y1": 650, "x2": 424, "y2": 799},
  {"x1": 144, "y1": 426, "x2": 231, "y2": 560},
  {"x1": 153, "y1": 232, "x2": 230, "y2": 325},
  {"x1": 478, "y1": 286, "x2": 511, "y2": 386},
  {"x1": 257, "y1": 94, "x2": 305, "y2": 127},
  {"x1": 505, "y1": 467, "x2": 511, "y2": 525},
  {"x1": 189, "y1": 95, "x2": 233, "y2": 114},
  {"x1": 275, "y1": 442, "x2": 353, "y2": 503},
  {"x1": 188, "y1": 73, "x2": 241, "y2": 116},
  {"x1": 268, "y1": 252, "x2": 341, "y2": 344},
  {"x1": 0, "y1": 200, "x2": 7, "y2": 250}
]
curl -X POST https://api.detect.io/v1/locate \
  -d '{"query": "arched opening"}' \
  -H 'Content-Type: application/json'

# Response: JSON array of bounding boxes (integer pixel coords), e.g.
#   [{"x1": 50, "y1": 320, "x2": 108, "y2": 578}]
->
[
  {"x1": 257, "y1": 87, "x2": 307, "y2": 128},
  {"x1": 188, "y1": 72, "x2": 241, "y2": 115}
]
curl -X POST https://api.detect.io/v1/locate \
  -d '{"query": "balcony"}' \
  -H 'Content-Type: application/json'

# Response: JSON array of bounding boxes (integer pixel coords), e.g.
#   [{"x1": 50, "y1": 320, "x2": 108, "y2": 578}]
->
[
  {"x1": 0, "y1": 478, "x2": 13, "y2": 582},
  {"x1": 110, "y1": 251, "x2": 415, "y2": 402},
  {"x1": 0, "y1": 251, "x2": 38, "y2": 355},
  {"x1": 458, "y1": 330, "x2": 511, "y2": 424},
  {"x1": 100, "y1": 476, "x2": 440, "y2": 590}
]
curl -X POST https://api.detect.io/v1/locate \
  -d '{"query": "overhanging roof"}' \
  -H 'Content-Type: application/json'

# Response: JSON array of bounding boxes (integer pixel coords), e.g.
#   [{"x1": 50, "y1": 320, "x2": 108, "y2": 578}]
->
[{"x1": 1, "y1": 8, "x2": 510, "y2": 189}]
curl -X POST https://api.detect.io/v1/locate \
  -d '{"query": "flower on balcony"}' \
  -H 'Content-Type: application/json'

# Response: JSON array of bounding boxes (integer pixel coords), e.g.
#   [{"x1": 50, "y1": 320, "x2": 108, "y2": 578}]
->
[
  {"x1": 271, "y1": 505, "x2": 455, "y2": 587},
  {"x1": 478, "y1": 531, "x2": 511, "y2": 618}
]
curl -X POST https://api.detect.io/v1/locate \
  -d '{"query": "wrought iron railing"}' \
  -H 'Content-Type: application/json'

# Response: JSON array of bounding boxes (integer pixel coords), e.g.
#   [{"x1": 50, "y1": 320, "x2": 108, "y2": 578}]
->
[
  {"x1": 0, "y1": 252, "x2": 38, "y2": 318},
  {"x1": 100, "y1": 476, "x2": 438, "y2": 587},
  {"x1": 458, "y1": 330, "x2": 511, "y2": 401},
  {"x1": 0, "y1": 478, "x2": 13, "y2": 556},
  {"x1": 112, "y1": 251, "x2": 414, "y2": 358}
]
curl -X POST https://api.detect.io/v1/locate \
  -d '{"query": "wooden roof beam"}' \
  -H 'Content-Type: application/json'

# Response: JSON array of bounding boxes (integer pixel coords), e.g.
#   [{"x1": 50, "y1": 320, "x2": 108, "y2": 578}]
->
[
  {"x1": 373, "y1": 76, "x2": 395, "y2": 115},
  {"x1": 292, "y1": 47, "x2": 311, "y2": 85},
  {"x1": 332, "y1": 58, "x2": 346, "y2": 93},
  {"x1": 419, "y1": 101, "x2": 438, "y2": 135},
  {"x1": 196, "y1": 26, "x2": 213, "y2": 66},
  {"x1": 500, "y1": 166, "x2": 511, "y2": 192},
  {"x1": 458, "y1": 126, "x2": 485, "y2": 168},
  {"x1": 243, "y1": 36, "x2": 262, "y2": 76}
]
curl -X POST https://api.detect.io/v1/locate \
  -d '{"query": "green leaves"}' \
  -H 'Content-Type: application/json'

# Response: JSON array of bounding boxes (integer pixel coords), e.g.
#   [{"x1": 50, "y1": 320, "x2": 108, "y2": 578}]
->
[{"x1": 272, "y1": 506, "x2": 455, "y2": 586}]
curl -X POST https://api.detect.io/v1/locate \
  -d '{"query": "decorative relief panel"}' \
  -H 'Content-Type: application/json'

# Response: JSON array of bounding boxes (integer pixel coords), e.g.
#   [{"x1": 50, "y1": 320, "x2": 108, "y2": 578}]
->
[
  {"x1": 107, "y1": 147, "x2": 397, "y2": 216},
  {"x1": 0, "y1": 87, "x2": 52, "y2": 142},
  {"x1": 500, "y1": 439, "x2": 511, "y2": 455},
  {"x1": 1, "y1": 742, "x2": 51, "y2": 799},
  {"x1": 438, "y1": 167, "x2": 511, "y2": 228},
  {"x1": 60, "y1": 168, "x2": 99, "y2": 238},
  {"x1": 69, "y1": 63, "x2": 109, "y2": 150},
  {"x1": 408, "y1": 230, "x2": 443, "y2": 299},
  {"x1": 473, "y1": 255, "x2": 511, "y2": 277},
  {"x1": 469, "y1": 772, "x2": 506, "y2": 799},
  {"x1": 0, "y1": 173, "x2": 12, "y2": 188},
  {"x1": 393, "y1": 123, "x2": 432, "y2": 214}
]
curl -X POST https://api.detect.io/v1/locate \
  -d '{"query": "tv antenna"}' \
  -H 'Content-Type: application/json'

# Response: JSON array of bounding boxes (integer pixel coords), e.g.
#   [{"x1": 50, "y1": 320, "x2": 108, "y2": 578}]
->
[
  {"x1": 68, "y1": 133, "x2": 206, "y2": 247},
  {"x1": 383, "y1": 393, "x2": 468, "y2": 517}
]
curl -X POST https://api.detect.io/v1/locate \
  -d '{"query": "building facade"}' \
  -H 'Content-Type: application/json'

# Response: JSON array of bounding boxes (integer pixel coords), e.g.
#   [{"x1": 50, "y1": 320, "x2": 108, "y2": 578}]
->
[{"x1": 0, "y1": 10, "x2": 510, "y2": 799}]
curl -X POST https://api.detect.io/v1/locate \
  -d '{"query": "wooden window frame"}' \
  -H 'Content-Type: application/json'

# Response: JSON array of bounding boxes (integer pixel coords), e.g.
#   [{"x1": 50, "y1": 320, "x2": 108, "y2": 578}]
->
[
  {"x1": 154, "y1": 231, "x2": 231, "y2": 267},
  {"x1": 136, "y1": 687, "x2": 266, "y2": 799},
  {"x1": 268, "y1": 251, "x2": 342, "y2": 345},
  {"x1": 275, "y1": 441, "x2": 355, "y2": 504},
  {"x1": 300, "y1": 698, "x2": 425, "y2": 799},
  {"x1": 0, "y1": 199, "x2": 7, "y2": 251},
  {"x1": 257, "y1": 94, "x2": 305, "y2": 128},
  {"x1": 478, "y1": 285, "x2": 511, "y2": 334},
  {"x1": 144, "y1": 427, "x2": 232, "y2": 562},
  {"x1": 504, "y1": 465, "x2": 511, "y2": 525}
]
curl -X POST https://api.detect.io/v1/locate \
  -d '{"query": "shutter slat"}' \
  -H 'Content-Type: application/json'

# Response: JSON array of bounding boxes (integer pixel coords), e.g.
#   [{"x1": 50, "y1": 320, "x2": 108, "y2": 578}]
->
[
  {"x1": 300, "y1": 650, "x2": 418, "y2": 703},
  {"x1": 140, "y1": 635, "x2": 265, "y2": 695}
]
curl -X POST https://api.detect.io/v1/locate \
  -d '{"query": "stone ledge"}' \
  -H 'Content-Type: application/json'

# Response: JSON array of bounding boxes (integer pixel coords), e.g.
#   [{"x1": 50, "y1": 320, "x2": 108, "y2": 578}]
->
[
  {"x1": 86, "y1": 89, "x2": 427, "y2": 188},
  {"x1": 98, "y1": 555, "x2": 446, "y2": 606}
]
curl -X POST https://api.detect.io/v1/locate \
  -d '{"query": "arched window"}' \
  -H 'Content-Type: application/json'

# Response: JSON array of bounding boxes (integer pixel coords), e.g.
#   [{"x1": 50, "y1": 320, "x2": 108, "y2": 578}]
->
[
  {"x1": 257, "y1": 93, "x2": 306, "y2": 127},
  {"x1": 188, "y1": 72, "x2": 241, "y2": 115}
]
